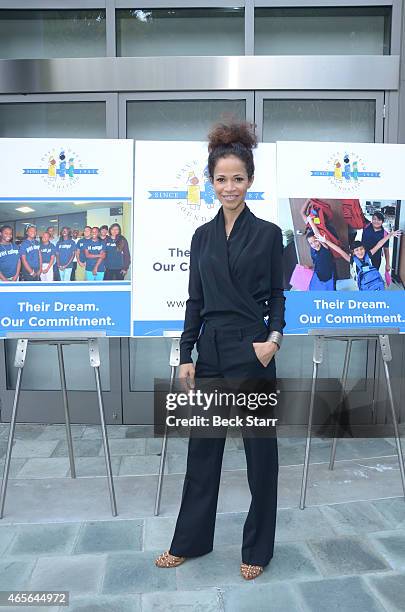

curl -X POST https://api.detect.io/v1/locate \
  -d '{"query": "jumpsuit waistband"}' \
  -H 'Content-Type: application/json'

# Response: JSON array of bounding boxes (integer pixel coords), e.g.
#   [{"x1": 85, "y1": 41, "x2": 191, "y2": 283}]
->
[{"x1": 201, "y1": 320, "x2": 268, "y2": 339}]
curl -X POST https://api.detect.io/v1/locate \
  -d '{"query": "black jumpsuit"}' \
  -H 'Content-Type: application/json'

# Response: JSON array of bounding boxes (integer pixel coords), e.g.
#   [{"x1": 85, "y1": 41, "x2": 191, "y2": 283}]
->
[{"x1": 169, "y1": 204, "x2": 285, "y2": 567}]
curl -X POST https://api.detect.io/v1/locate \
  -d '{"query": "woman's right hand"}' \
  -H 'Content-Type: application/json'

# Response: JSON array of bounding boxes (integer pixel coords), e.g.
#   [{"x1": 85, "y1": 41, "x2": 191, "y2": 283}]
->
[{"x1": 178, "y1": 363, "x2": 195, "y2": 390}]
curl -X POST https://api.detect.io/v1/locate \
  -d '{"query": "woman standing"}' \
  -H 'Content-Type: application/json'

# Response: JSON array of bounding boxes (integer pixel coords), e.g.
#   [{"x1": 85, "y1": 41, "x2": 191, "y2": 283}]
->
[
  {"x1": 84, "y1": 226, "x2": 106, "y2": 280},
  {"x1": 55, "y1": 227, "x2": 76, "y2": 282},
  {"x1": 155, "y1": 122, "x2": 285, "y2": 580},
  {"x1": 39, "y1": 231, "x2": 56, "y2": 282},
  {"x1": 20, "y1": 224, "x2": 42, "y2": 281},
  {"x1": 75, "y1": 226, "x2": 92, "y2": 281},
  {"x1": 104, "y1": 223, "x2": 131, "y2": 280},
  {"x1": 0, "y1": 225, "x2": 20, "y2": 282}
]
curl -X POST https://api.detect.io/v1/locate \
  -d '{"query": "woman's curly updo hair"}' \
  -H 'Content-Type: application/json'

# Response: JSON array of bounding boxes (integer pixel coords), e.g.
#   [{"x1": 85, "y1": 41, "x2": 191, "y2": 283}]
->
[{"x1": 207, "y1": 121, "x2": 258, "y2": 180}]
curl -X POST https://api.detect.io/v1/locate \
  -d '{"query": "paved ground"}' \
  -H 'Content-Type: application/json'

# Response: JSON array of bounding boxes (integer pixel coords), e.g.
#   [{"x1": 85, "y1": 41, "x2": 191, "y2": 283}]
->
[{"x1": 0, "y1": 423, "x2": 404, "y2": 611}]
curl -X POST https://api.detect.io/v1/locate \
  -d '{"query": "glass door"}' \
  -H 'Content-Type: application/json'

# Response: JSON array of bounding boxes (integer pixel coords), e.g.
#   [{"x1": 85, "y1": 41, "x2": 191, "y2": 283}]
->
[
  {"x1": 254, "y1": 90, "x2": 385, "y2": 420},
  {"x1": 0, "y1": 93, "x2": 122, "y2": 424},
  {"x1": 120, "y1": 91, "x2": 254, "y2": 423}
]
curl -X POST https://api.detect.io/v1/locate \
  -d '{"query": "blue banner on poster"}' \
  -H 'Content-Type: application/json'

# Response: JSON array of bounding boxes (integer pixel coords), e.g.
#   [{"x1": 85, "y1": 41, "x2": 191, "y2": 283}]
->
[
  {"x1": 0, "y1": 291, "x2": 131, "y2": 337},
  {"x1": 133, "y1": 320, "x2": 184, "y2": 336},
  {"x1": 285, "y1": 292, "x2": 405, "y2": 334},
  {"x1": 148, "y1": 190, "x2": 265, "y2": 201}
]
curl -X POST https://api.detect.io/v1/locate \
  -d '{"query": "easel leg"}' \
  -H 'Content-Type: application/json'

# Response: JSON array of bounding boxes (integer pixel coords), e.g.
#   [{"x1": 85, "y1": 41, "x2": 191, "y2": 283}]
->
[
  {"x1": 89, "y1": 339, "x2": 117, "y2": 517},
  {"x1": 379, "y1": 336, "x2": 405, "y2": 497},
  {"x1": 154, "y1": 365, "x2": 176, "y2": 516},
  {"x1": 300, "y1": 360, "x2": 319, "y2": 510},
  {"x1": 329, "y1": 339, "x2": 352, "y2": 470},
  {"x1": 0, "y1": 339, "x2": 27, "y2": 519},
  {"x1": 57, "y1": 343, "x2": 76, "y2": 479},
  {"x1": 371, "y1": 339, "x2": 379, "y2": 425}
]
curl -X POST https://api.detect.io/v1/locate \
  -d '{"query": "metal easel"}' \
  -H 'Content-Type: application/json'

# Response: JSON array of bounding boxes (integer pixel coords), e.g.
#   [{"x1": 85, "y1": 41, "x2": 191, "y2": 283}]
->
[
  {"x1": 0, "y1": 332, "x2": 117, "y2": 519},
  {"x1": 299, "y1": 327, "x2": 405, "y2": 509},
  {"x1": 154, "y1": 331, "x2": 181, "y2": 516}
]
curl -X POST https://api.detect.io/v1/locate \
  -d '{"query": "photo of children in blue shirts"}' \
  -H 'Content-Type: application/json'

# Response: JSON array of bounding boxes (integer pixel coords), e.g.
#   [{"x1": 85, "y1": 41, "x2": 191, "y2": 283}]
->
[
  {"x1": 0, "y1": 225, "x2": 20, "y2": 282},
  {"x1": 1, "y1": 215, "x2": 131, "y2": 284}
]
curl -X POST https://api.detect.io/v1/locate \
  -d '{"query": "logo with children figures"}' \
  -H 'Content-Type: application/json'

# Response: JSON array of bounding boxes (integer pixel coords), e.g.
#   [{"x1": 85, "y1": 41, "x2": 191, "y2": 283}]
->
[
  {"x1": 310, "y1": 152, "x2": 381, "y2": 192},
  {"x1": 22, "y1": 147, "x2": 99, "y2": 192},
  {"x1": 148, "y1": 160, "x2": 264, "y2": 225}
]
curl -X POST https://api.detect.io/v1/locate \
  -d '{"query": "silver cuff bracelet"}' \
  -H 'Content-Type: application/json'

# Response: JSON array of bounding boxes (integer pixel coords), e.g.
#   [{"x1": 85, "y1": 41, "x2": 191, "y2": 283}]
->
[{"x1": 266, "y1": 331, "x2": 283, "y2": 349}]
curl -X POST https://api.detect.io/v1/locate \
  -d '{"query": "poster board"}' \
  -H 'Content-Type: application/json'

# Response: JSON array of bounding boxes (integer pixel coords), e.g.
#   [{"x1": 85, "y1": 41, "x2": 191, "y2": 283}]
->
[
  {"x1": 0, "y1": 138, "x2": 133, "y2": 337},
  {"x1": 132, "y1": 141, "x2": 277, "y2": 336},
  {"x1": 277, "y1": 141, "x2": 405, "y2": 334}
]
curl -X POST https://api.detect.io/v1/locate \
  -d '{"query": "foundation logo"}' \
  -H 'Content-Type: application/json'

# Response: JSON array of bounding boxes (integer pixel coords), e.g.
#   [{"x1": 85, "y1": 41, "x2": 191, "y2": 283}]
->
[
  {"x1": 22, "y1": 147, "x2": 99, "y2": 192},
  {"x1": 310, "y1": 151, "x2": 380, "y2": 192},
  {"x1": 148, "y1": 161, "x2": 264, "y2": 225}
]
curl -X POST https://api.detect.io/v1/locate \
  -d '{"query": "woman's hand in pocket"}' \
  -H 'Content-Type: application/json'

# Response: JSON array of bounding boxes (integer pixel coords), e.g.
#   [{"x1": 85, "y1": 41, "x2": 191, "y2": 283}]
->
[
  {"x1": 252, "y1": 341, "x2": 279, "y2": 367},
  {"x1": 178, "y1": 363, "x2": 195, "y2": 390}
]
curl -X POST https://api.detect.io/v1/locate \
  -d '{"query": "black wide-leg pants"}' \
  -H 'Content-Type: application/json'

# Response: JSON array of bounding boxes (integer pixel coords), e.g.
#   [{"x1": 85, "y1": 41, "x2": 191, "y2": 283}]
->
[{"x1": 169, "y1": 321, "x2": 279, "y2": 567}]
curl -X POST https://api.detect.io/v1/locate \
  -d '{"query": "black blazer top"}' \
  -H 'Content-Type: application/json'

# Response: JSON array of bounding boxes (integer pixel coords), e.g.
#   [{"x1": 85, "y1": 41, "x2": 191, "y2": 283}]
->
[{"x1": 180, "y1": 204, "x2": 286, "y2": 364}]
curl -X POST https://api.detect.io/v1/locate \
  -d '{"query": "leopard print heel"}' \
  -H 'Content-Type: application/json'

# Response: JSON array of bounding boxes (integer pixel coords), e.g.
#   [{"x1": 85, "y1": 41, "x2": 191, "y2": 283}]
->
[
  {"x1": 240, "y1": 563, "x2": 264, "y2": 580},
  {"x1": 155, "y1": 551, "x2": 186, "y2": 568}
]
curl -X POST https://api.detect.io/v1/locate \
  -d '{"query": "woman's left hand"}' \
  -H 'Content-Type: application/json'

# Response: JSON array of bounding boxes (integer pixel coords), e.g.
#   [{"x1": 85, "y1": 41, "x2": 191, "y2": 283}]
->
[{"x1": 252, "y1": 341, "x2": 279, "y2": 367}]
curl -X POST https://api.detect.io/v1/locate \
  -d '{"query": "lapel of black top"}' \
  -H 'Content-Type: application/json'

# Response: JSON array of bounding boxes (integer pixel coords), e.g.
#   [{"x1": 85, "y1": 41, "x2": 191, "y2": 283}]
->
[
  {"x1": 227, "y1": 205, "x2": 252, "y2": 273},
  {"x1": 212, "y1": 205, "x2": 263, "y2": 320}
]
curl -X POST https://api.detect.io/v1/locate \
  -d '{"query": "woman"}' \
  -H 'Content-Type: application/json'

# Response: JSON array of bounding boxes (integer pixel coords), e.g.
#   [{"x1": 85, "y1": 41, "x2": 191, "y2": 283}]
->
[
  {"x1": 39, "y1": 231, "x2": 56, "y2": 282},
  {"x1": 104, "y1": 223, "x2": 131, "y2": 281},
  {"x1": 155, "y1": 122, "x2": 285, "y2": 580},
  {"x1": 99, "y1": 225, "x2": 109, "y2": 243},
  {"x1": 84, "y1": 226, "x2": 106, "y2": 280},
  {"x1": 0, "y1": 225, "x2": 20, "y2": 282},
  {"x1": 55, "y1": 227, "x2": 76, "y2": 282},
  {"x1": 361, "y1": 212, "x2": 389, "y2": 272},
  {"x1": 20, "y1": 224, "x2": 42, "y2": 281},
  {"x1": 75, "y1": 226, "x2": 92, "y2": 282}
]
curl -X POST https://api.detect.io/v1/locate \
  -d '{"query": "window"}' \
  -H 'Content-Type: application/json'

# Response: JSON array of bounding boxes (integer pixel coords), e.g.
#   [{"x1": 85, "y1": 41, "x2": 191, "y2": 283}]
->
[
  {"x1": 117, "y1": 7, "x2": 244, "y2": 56},
  {"x1": 262, "y1": 99, "x2": 376, "y2": 143},
  {"x1": 0, "y1": 10, "x2": 106, "y2": 59},
  {"x1": 126, "y1": 98, "x2": 246, "y2": 141},
  {"x1": 0, "y1": 102, "x2": 106, "y2": 138},
  {"x1": 255, "y1": 6, "x2": 391, "y2": 55}
]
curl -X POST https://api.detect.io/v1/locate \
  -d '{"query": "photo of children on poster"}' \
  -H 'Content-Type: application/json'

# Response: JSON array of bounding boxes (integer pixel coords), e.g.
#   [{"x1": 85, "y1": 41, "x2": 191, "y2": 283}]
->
[
  {"x1": 284, "y1": 198, "x2": 403, "y2": 293},
  {"x1": 0, "y1": 215, "x2": 131, "y2": 284}
]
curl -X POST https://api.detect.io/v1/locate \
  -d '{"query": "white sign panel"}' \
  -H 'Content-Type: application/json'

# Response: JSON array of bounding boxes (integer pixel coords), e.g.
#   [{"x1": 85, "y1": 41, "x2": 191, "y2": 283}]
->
[
  {"x1": 132, "y1": 141, "x2": 277, "y2": 336},
  {"x1": 277, "y1": 141, "x2": 405, "y2": 200},
  {"x1": 0, "y1": 138, "x2": 133, "y2": 200}
]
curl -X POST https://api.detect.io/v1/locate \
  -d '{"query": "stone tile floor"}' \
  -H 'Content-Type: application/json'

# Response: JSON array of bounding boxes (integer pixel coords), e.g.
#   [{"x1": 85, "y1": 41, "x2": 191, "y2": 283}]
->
[{"x1": 0, "y1": 423, "x2": 404, "y2": 611}]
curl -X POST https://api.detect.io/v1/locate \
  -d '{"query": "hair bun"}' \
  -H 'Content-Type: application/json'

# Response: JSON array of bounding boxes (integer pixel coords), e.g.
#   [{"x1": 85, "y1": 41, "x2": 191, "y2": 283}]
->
[{"x1": 208, "y1": 121, "x2": 257, "y2": 152}]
